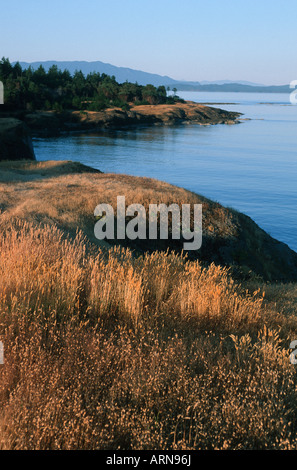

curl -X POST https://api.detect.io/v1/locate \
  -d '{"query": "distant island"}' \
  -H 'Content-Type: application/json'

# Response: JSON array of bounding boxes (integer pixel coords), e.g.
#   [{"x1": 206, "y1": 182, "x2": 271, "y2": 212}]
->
[
  {"x1": 172, "y1": 82, "x2": 290, "y2": 94},
  {"x1": 0, "y1": 58, "x2": 241, "y2": 141}
]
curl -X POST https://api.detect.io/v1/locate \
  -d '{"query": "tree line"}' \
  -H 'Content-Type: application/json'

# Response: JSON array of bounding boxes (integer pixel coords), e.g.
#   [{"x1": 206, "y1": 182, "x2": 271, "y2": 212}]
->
[{"x1": 0, "y1": 57, "x2": 181, "y2": 112}]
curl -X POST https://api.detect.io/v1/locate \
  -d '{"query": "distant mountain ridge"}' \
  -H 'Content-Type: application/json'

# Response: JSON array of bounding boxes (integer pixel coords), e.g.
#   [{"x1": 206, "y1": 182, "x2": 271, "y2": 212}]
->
[
  {"x1": 16, "y1": 60, "x2": 179, "y2": 87},
  {"x1": 15, "y1": 60, "x2": 290, "y2": 93},
  {"x1": 173, "y1": 82, "x2": 290, "y2": 94}
]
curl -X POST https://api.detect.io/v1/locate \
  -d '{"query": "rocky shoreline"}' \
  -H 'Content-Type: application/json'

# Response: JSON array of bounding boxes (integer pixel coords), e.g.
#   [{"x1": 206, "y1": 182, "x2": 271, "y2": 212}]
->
[
  {"x1": 0, "y1": 101, "x2": 242, "y2": 139},
  {"x1": 0, "y1": 101, "x2": 241, "y2": 160},
  {"x1": 29, "y1": 102, "x2": 242, "y2": 136}
]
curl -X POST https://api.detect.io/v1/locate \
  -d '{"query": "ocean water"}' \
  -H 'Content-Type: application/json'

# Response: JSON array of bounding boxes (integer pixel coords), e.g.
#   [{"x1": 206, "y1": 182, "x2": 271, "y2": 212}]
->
[{"x1": 33, "y1": 92, "x2": 297, "y2": 252}]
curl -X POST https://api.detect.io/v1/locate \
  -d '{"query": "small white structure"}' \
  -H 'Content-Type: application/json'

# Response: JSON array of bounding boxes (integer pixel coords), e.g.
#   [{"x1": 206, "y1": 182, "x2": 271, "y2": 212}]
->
[{"x1": 0, "y1": 81, "x2": 3, "y2": 104}]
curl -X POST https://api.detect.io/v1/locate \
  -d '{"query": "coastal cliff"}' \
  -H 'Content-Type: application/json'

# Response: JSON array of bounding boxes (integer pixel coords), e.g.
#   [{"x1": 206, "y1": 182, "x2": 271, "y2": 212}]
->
[
  {"x1": 0, "y1": 118, "x2": 36, "y2": 161},
  {"x1": 0, "y1": 160, "x2": 296, "y2": 283}
]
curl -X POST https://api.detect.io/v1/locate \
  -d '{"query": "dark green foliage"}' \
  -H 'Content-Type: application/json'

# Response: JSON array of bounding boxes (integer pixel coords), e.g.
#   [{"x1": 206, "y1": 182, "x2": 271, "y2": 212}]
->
[{"x1": 0, "y1": 57, "x2": 181, "y2": 112}]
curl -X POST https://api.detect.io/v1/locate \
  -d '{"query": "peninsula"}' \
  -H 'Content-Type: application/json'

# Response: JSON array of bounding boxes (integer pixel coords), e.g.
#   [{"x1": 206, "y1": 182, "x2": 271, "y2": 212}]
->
[{"x1": 0, "y1": 58, "x2": 241, "y2": 138}]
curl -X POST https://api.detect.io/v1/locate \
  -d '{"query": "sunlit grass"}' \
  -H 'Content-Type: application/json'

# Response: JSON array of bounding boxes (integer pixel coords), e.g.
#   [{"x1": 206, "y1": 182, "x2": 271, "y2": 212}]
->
[{"x1": 0, "y1": 222, "x2": 297, "y2": 449}]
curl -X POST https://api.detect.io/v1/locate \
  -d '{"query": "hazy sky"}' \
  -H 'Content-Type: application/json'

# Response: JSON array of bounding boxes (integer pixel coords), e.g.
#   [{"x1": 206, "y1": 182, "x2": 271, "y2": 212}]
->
[{"x1": 1, "y1": 0, "x2": 296, "y2": 84}]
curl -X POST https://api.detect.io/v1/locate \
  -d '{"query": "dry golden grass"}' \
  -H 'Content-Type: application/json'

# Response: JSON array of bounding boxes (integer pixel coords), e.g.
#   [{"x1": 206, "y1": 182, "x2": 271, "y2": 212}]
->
[
  {"x1": 0, "y1": 221, "x2": 297, "y2": 449},
  {"x1": 2, "y1": 160, "x2": 297, "y2": 285},
  {"x1": 0, "y1": 160, "x2": 234, "y2": 241},
  {"x1": 1, "y1": 161, "x2": 297, "y2": 449}
]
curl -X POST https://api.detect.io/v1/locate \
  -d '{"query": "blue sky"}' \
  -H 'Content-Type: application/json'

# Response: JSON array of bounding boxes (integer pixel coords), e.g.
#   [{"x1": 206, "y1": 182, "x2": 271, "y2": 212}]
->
[{"x1": 1, "y1": 0, "x2": 296, "y2": 84}]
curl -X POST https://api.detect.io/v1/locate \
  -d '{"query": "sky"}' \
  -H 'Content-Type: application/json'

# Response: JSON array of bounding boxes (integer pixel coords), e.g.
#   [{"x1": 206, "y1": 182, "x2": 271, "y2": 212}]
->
[{"x1": 1, "y1": 0, "x2": 296, "y2": 85}]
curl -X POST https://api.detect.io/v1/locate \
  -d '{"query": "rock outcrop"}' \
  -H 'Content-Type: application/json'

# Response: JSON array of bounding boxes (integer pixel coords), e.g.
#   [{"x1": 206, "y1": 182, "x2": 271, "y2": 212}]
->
[
  {"x1": 69, "y1": 102, "x2": 241, "y2": 130},
  {"x1": 14, "y1": 102, "x2": 241, "y2": 136},
  {"x1": 0, "y1": 118, "x2": 36, "y2": 161}
]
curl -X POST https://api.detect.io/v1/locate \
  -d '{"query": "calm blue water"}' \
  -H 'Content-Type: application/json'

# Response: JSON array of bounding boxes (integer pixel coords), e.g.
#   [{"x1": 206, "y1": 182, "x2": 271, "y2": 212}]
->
[{"x1": 33, "y1": 92, "x2": 297, "y2": 252}]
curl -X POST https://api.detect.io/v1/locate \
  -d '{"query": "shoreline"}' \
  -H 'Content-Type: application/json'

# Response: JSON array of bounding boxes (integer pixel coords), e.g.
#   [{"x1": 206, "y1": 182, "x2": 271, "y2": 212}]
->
[{"x1": 0, "y1": 100, "x2": 242, "y2": 137}]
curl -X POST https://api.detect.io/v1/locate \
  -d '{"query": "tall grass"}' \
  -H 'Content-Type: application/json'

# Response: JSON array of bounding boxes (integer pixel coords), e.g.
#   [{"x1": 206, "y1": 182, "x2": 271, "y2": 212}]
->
[{"x1": 0, "y1": 222, "x2": 297, "y2": 449}]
